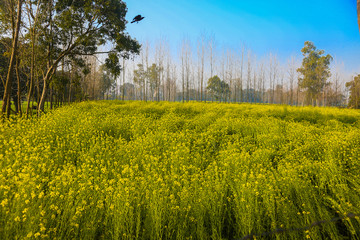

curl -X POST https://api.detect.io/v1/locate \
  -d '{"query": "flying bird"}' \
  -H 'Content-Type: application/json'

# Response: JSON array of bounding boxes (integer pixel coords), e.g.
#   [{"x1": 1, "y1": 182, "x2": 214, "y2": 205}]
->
[{"x1": 131, "y1": 15, "x2": 145, "y2": 24}]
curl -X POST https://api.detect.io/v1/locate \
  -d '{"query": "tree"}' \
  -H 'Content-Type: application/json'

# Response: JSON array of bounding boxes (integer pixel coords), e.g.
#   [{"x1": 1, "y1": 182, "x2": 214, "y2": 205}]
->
[
  {"x1": 235, "y1": 45, "x2": 245, "y2": 102},
  {"x1": 0, "y1": 0, "x2": 140, "y2": 116},
  {"x1": 206, "y1": 75, "x2": 230, "y2": 102},
  {"x1": 226, "y1": 49, "x2": 234, "y2": 102},
  {"x1": 197, "y1": 34, "x2": 205, "y2": 101},
  {"x1": 287, "y1": 56, "x2": 297, "y2": 105},
  {"x1": 1, "y1": 0, "x2": 23, "y2": 118},
  {"x1": 147, "y1": 63, "x2": 162, "y2": 101},
  {"x1": 133, "y1": 64, "x2": 146, "y2": 100},
  {"x1": 268, "y1": 53, "x2": 278, "y2": 104},
  {"x1": 99, "y1": 64, "x2": 116, "y2": 100},
  {"x1": 180, "y1": 38, "x2": 191, "y2": 102},
  {"x1": 0, "y1": 39, "x2": 9, "y2": 95},
  {"x1": 297, "y1": 41, "x2": 332, "y2": 106},
  {"x1": 208, "y1": 35, "x2": 216, "y2": 102},
  {"x1": 34, "y1": 0, "x2": 140, "y2": 113},
  {"x1": 346, "y1": 74, "x2": 360, "y2": 109}
]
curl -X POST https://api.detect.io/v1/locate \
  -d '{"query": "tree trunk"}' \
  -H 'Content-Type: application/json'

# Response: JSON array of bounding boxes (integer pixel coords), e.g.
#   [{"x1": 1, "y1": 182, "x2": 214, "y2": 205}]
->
[
  {"x1": 16, "y1": 57, "x2": 21, "y2": 116},
  {"x1": 50, "y1": 86, "x2": 53, "y2": 109},
  {"x1": 122, "y1": 58, "x2": 125, "y2": 101},
  {"x1": 38, "y1": 42, "x2": 77, "y2": 115},
  {"x1": 68, "y1": 82, "x2": 72, "y2": 103},
  {"x1": 38, "y1": 75, "x2": 47, "y2": 114},
  {"x1": 26, "y1": 0, "x2": 41, "y2": 117},
  {"x1": 1, "y1": 0, "x2": 22, "y2": 118}
]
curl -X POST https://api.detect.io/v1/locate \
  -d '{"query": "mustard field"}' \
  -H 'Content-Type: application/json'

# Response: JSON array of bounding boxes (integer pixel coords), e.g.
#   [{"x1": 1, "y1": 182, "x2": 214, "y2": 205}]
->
[{"x1": 1, "y1": 101, "x2": 360, "y2": 239}]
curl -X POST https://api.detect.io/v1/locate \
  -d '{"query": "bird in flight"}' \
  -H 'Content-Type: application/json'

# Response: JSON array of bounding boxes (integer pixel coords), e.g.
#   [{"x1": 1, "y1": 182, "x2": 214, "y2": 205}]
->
[{"x1": 131, "y1": 15, "x2": 145, "y2": 24}]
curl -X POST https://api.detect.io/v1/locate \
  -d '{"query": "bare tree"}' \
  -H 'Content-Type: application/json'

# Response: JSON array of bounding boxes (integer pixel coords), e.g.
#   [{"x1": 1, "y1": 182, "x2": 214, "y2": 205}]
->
[
  {"x1": 287, "y1": 56, "x2": 297, "y2": 105},
  {"x1": 246, "y1": 50, "x2": 252, "y2": 103},
  {"x1": 226, "y1": 49, "x2": 234, "y2": 102},
  {"x1": 164, "y1": 49, "x2": 172, "y2": 101},
  {"x1": 143, "y1": 41, "x2": 150, "y2": 101},
  {"x1": 236, "y1": 45, "x2": 245, "y2": 102},
  {"x1": 208, "y1": 35, "x2": 216, "y2": 102},
  {"x1": 268, "y1": 53, "x2": 278, "y2": 104},
  {"x1": 258, "y1": 61, "x2": 266, "y2": 103},
  {"x1": 155, "y1": 38, "x2": 167, "y2": 101},
  {"x1": 180, "y1": 38, "x2": 192, "y2": 102},
  {"x1": 171, "y1": 64, "x2": 177, "y2": 101},
  {"x1": 197, "y1": 34, "x2": 206, "y2": 101},
  {"x1": 180, "y1": 39, "x2": 185, "y2": 102}
]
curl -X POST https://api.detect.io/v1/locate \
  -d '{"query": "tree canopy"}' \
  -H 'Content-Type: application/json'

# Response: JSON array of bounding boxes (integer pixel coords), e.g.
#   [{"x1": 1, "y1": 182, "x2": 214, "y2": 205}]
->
[
  {"x1": 0, "y1": 0, "x2": 141, "y2": 117},
  {"x1": 206, "y1": 75, "x2": 230, "y2": 102},
  {"x1": 297, "y1": 41, "x2": 332, "y2": 105},
  {"x1": 346, "y1": 74, "x2": 360, "y2": 109}
]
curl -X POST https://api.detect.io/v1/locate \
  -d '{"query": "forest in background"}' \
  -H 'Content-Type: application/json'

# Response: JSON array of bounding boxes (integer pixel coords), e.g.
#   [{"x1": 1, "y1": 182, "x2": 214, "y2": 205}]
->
[
  {"x1": 1, "y1": 0, "x2": 360, "y2": 119},
  {"x1": 100, "y1": 37, "x2": 358, "y2": 107}
]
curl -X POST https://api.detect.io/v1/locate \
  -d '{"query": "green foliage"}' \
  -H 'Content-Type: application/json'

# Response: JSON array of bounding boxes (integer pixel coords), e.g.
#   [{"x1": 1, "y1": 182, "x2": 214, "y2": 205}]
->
[
  {"x1": 105, "y1": 52, "x2": 122, "y2": 78},
  {"x1": 99, "y1": 64, "x2": 116, "y2": 98},
  {"x1": 133, "y1": 64, "x2": 146, "y2": 86},
  {"x1": 297, "y1": 41, "x2": 333, "y2": 105},
  {"x1": 147, "y1": 63, "x2": 162, "y2": 93},
  {"x1": 48, "y1": 0, "x2": 140, "y2": 71},
  {"x1": 1, "y1": 102, "x2": 360, "y2": 239},
  {"x1": 0, "y1": 0, "x2": 141, "y2": 112},
  {"x1": 0, "y1": 39, "x2": 8, "y2": 89},
  {"x1": 346, "y1": 74, "x2": 360, "y2": 109},
  {"x1": 206, "y1": 75, "x2": 230, "y2": 101}
]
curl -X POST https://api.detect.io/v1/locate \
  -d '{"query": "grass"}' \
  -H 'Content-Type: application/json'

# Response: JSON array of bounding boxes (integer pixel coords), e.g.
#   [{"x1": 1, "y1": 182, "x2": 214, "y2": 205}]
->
[
  {"x1": 0, "y1": 100, "x2": 55, "y2": 117},
  {"x1": 0, "y1": 101, "x2": 360, "y2": 239}
]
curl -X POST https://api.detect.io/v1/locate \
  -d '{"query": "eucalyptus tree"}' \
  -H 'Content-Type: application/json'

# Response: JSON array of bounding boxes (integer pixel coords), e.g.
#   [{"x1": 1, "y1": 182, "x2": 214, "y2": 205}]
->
[
  {"x1": 208, "y1": 35, "x2": 216, "y2": 102},
  {"x1": 226, "y1": 49, "x2": 234, "y2": 102},
  {"x1": 155, "y1": 38, "x2": 166, "y2": 101},
  {"x1": 346, "y1": 74, "x2": 360, "y2": 109},
  {"x1": 258, "y1": 61, "x2": 266, "y2": 103},
  {"x1": 297, "y1": 41, "x2": 332, "y2": 106},
  {"x1": 206, "y1": 75, "x2": 229, "y2": 102},
  {"x1": 133, "y1": 63, "x2": 146, "y2": 100},
  {"x1": 35, "y1": 0, "x2": 140, "y2": 114},
  {"x1": 164, "y1": 47, "x2": 173, "y2": 101},
  {"x1": 180, "y1": 38, "x2": 191, "y2": 102},
  {"x1": 287, "y1": 56, "x2": 297, "y2": 105},
  {"x1": 1, "y1": 0, "x2": 23, "y2": 118},
  {"x1": 147, "y1": 63, "x2": 162, "y2": 101},
  {"x1": 236, "y1": 45, "x2": 245, "y2": 102},
  {"x1": 246, "y1": 50, "x2": 252, "y2": 102},
  {"x1": 197, "y1": 34, "x2": 205, "y2": 101},
  {"x1": 268, "y1": 53, "x2": 278, "y2": 104}
]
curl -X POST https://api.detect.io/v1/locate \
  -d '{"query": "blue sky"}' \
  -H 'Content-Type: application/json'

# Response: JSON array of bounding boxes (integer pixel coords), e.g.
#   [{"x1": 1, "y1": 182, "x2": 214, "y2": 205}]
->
[{"x1": 125, "y1": 0, "x2": 360, "y2": 74}]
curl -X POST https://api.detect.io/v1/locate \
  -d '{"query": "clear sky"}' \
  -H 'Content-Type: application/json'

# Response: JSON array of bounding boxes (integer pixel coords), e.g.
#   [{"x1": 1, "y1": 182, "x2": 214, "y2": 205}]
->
[{"x1": 125, "y1": 0, "x2": 360, "y2": 74}]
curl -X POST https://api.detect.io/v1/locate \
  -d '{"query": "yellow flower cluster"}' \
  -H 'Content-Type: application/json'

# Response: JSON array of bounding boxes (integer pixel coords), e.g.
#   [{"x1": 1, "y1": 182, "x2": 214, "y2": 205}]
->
[{"x1": 0, "y1": 101, "x2": 360, "y2": 239}]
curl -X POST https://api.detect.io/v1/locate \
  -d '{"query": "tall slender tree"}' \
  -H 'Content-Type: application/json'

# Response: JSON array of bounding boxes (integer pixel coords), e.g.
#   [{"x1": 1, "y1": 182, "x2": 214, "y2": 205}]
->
[
  {"x1": 1, "y1": 0, "x2": 22, "y2": 118},
  {"x1": 197, "y1": 34, "x2": 205, "y2": 101},
  {"x1": 35, "y1": 0, "x2": 140, "y2": 114},
  {"x1": 346, "y1": 74, "x2": 360, "y2": 109},
  {"x1": 297, "y1": 41, "x2": 332, "y2": 106}
]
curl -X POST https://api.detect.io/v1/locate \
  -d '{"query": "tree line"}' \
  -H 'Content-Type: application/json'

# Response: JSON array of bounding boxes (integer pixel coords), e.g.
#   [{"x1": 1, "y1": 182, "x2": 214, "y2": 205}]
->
[
  {"x1": 1, "y1": 1, "x2": 360, "y2": 119},
  {"x1": 0, "y1": 0, "x2": 140, "y2": 118},
  {"x1": 114, "y1": 38, "x2": 359, "y2": 108}
]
